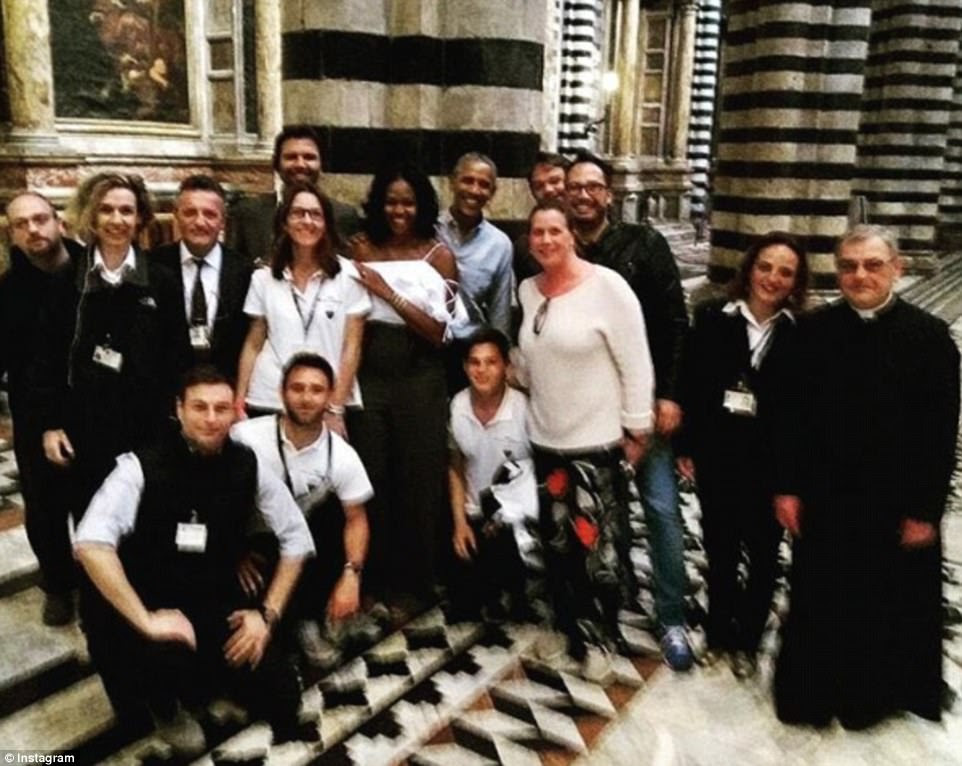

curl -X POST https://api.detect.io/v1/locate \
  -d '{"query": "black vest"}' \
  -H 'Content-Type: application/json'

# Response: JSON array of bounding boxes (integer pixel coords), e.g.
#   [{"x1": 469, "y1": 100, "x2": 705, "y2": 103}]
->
[{"x1": 121, "y1": 429, "x2": 258, "y2": 609}]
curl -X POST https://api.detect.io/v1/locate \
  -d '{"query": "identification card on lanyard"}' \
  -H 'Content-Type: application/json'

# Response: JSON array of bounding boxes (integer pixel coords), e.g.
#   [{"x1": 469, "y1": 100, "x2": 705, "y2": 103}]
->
[
  {"x1": 176, "y1": 510, "x2": 208, "y2": 553},
  {"x1": 92, "y1": 341, "x2": 123, "y2": 372},
  {"x1": 189, "y1": 324, "x2": 211, "y2": 350},
  {"x1": 723, "y1": 380, "x2": 757, "y2": 417}
]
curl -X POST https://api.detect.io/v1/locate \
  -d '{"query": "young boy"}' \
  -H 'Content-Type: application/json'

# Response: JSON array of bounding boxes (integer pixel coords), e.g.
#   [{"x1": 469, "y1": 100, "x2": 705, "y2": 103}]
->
[{"x1": 447, "y1": 328, "x2": 538, "y2": 621}]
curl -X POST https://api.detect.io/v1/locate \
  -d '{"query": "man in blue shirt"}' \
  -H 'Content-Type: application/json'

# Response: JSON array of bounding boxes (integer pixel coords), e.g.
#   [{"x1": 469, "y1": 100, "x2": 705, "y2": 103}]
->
[{"x1": 437, "y1": 152, "x2": 514, "y2": 392}]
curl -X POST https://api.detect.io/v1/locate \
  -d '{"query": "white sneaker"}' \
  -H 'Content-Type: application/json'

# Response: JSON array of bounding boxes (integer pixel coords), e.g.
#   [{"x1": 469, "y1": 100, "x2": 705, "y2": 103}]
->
[
  {"x1": 581, "y1": 646, "x2": 616, "y2": 685},
  {"x1": 152, "y1": 707, "x2": 206, "y2": 760},
  {"x1": 298, "y1": 620, "x2": 341, "y2": 670}
]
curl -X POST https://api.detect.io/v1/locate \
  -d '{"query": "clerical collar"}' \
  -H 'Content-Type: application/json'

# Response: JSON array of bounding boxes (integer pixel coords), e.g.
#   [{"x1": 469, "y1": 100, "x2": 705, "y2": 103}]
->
[{"x1": 850, "y1": 292, "x2": 896, "y2": 321}]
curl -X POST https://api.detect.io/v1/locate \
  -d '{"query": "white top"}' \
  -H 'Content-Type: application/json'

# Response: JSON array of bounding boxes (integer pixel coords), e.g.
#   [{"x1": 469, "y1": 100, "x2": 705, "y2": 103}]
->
[
  {"x1": 231, "y1": 415, "x2": 373, "y2": 517},
  {"x1": 517, "y1": 266, "x2": 654, "y2": 451},
  {"x1": 449, "y1": 386, "x2": 531, "y2": 516},
  {"x1": 365, "y1": 258, "x2": 466, "y2": 337},
  {"x1": 92, "y1": 246, "x2": 137, "y2": 285},
  {"x1": 723, "y1": 300, "x2": 795, "y2": 370},
  {"x1": 242, "y1": 256, "x2": 372, "y2": 410},
  {"x1": 179, "y1": 242, "x2": 222, "y2": 326},
  {"x1": 75, "y1": 450, "x2": 315, "y2": 558}
]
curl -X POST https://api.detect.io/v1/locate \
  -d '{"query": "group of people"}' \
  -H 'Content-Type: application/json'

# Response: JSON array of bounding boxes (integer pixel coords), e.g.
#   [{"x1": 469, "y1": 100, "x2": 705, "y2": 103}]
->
[{"x1": 0, "y1": 123, "x2": 958, "y2": 756}]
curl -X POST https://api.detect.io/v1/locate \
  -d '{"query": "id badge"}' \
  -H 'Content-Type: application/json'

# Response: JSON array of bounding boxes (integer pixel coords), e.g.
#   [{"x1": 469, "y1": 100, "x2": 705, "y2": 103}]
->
[
  {"x1": 189, "y1": 324, "x2": 211, "y2": 350},
  {"x1": 723, "y1": 388, "x2": 757, "y2": 417},
  {"x1": 176, "y1": 521, "x2": 208, "y2": 553},
  {"x1": 92, "y1": 344, "x2": 123, "y2": 372}
]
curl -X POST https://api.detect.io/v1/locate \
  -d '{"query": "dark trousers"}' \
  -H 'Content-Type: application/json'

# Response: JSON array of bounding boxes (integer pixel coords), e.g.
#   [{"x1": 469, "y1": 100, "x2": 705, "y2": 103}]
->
[
  {"x1": 82, "y1": 585, "x2": 301, "y2": 731},
  {"x1": 349, "y1": 322, "x2": 448, "y2": 602},
  {"x1": 699, "y1": 483, "x2": 783, "y2": 654},
  {"x1": 288, "y1": 497, "x2": 346, "y2": 621},
  {"x1": 447, "y1": 518, "x2": 527, "y2": 617},
  {"x1": 12, "y1": 411, "x2": 76, "y2": 595}
]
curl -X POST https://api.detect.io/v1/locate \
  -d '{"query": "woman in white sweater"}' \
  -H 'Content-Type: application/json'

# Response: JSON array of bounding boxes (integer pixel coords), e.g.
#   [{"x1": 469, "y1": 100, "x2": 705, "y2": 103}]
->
[{"x1": 517, "y1": 198, "x2": 654, "y2": 678}]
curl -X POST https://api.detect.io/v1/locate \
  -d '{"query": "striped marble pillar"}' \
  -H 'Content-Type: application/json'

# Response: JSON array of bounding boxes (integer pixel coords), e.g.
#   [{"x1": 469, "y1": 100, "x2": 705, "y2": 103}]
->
[
  {"x1": 852, "y1": 0, "x2": 962, "y2": 265},
  {"x1": 937, "y1": 36, "x2": 962, "y2": 249},
  {"x1": 556, "y1": 0, "x2": 604, "y2": 153},
  {"x1": 686, "y1": 0, "x2": 722, "y2": 227},
  {"x1": 709, "y1": 2, "x2": 872, "y2": 287},
  {"x1": 279, "y1": 0, "x2": 547, "y2": 222}
]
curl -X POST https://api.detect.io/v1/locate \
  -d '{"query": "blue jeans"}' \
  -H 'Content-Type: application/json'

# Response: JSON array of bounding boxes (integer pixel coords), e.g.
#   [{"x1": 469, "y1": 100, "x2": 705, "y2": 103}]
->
[{"x1": 635, "y1": 437, "x2": 687, "y2": 627}]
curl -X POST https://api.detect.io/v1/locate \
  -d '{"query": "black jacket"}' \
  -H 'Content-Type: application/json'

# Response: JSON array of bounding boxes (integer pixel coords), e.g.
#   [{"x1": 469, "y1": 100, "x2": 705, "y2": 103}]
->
[
  {"x1": 579, "y1": 222, "x2": 688, "y2": 402},
  {"x1": 0, "y1": 240, "x2": 83, "y2": 416},
  {"x1": 675, "y1": 298, "x2": 797, "y2": 491},
  {"x1": 28, "y1": 246, "x2": 180, "y2": 472},
  {"x1": 147, "y1": 242, "x2": 252, "y2": 384}
]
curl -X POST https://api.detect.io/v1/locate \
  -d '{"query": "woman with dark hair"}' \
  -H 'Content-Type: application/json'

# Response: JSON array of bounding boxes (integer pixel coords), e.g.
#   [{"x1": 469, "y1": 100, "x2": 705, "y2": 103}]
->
[
  {"x1": 348, "y1": 163, "x2": 461, "y2": 619},
  {"x1": 675, "y1": 230, "x2": 809, "y2": 679},
  {"x1": 235, "y1": 182, "x2": 370, "y2": 430}
]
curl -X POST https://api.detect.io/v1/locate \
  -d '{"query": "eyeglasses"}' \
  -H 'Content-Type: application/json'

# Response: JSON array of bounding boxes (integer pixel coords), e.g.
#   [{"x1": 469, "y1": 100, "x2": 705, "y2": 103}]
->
[
  {"x1": 10, "y1": 212, "x2": 54, "y2": 231},
  {"x1": 566, "y1": 181, "x2": 608, "y2": 196},
  {"x1": 533, "y1": 298, "x2": 550, "y2": 335},
  {"x1": 836, "y1": 258, "x2": 893, "y2": 275},
  {"x1": 288, "y1": 207, "x2": 324, "y2": 222}
]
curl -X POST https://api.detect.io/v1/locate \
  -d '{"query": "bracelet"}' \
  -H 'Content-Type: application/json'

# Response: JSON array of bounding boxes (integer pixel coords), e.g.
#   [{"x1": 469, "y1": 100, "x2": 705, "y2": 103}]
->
[
  {"x1": 326, "y1": 403, "x2": 346, "y2": 416},
  {"x1": 343, "y1": 561, "x2": 363, "y2": 576},
  {"x1": 390, "y1": 291, "x2": 408, "y2": 311},
  {"x1": 258, "y1": 603, "x2": 280, "y2": 631}
]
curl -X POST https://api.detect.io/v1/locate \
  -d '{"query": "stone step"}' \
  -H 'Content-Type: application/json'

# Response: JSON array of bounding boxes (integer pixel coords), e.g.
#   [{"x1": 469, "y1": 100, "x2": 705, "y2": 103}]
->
[
  {"x1": 0, "y1": 675, "x2": 114, "y2": 752},
  {"x1": 0, "y1": 524, "x2": 39, "y2": 597},
  {"x1": 0, "y1": 587, "x2": 88, "y2": 719}
]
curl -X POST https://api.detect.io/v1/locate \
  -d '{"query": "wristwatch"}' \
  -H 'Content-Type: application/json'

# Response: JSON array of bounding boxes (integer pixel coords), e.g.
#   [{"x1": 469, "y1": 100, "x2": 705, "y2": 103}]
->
[{"x1": 343, "y1": 561, "x2": 363, "y2": 576}]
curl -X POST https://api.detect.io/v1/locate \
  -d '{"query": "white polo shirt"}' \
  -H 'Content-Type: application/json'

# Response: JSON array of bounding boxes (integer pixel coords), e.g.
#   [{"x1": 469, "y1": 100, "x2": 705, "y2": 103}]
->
[
  {"x1": 231, "y1": 415, "x2": 373, "y2": 515},
  {"x1": 448, "y1": 386, "x2": 531, "y2": 517},
  {"x1": 242, "y1": 256, "x2": 371, "y2": 410}
]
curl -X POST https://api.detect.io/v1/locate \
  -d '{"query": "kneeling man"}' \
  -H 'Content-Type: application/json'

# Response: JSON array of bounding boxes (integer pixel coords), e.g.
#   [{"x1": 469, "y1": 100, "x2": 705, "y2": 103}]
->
[
  {"x1": 74, "y1": 366, "x2": 315, "y2": 757},
  {"x1": 232, "y1": 353, "x2": 372, "y2": 669}
]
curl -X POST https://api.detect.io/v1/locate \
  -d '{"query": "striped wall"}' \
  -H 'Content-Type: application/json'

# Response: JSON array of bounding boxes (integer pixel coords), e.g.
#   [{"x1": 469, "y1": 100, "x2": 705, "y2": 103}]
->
[
  {"x1": 279, "y1": 0, "x2": 549, "y2": 218},
  {"x1": 938, "y1": 33, "x2": 962, "y2": 246},
  {"x1": 852, "y1": 0, "x2": 962, "y2": 256},
  {"x1": 686, "y1": 0, "x2": 722, "y2": 226},
  {"x1": 709, "y1": 1, "x2": 873, "y2": 287},
  {"x1": 556, "y1": 0, "x2": 604, "y2": 153}
]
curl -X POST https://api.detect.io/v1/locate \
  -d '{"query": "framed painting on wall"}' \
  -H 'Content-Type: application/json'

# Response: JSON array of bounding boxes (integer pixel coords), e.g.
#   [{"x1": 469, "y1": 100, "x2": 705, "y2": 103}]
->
[{"x1": 50, "y1": 0, "x2": 190, "y2": 124}]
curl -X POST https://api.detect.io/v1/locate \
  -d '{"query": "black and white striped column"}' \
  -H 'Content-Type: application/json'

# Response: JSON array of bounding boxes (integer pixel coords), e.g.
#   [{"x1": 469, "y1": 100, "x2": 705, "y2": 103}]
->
[
  {"x1": 938, "y1": 34, "x2": 962, "y2": 248},
  {"x1": 709, "y1": 2, "x2": 872, "y2": 287},
  {"x1": 556, "y1": 0, "x2": 603, "y2": 153},
  {"x1": 279, "y1": 0, "x2": 548, "y2": 219},
  {"x1": 852, "y1": 0, "x2": 962, "y2": 261},
  {"x1": 687, "y1": 0, "x2": 722, "y2": 226}
]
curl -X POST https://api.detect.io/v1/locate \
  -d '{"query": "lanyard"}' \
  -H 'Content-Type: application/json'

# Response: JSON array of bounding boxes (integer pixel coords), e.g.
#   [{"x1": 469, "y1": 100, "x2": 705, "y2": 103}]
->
[
  {"x1": 275, "y1": 415, "x2": 331, "y2": 496},
  {"x1": 289, "y1": 282, "x2": 322, "y2": 340}
]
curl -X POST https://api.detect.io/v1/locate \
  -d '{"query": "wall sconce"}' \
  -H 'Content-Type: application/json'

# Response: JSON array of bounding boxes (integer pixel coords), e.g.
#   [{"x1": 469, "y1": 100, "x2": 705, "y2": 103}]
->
[{"x1": 584, "y1": 70, "x2": 620, "y2": 137}]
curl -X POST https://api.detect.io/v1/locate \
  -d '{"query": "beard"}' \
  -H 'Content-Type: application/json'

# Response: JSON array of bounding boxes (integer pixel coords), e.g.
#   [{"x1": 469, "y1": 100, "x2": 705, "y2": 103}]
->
[{"x1": 285, "y1": 406, "x2": 324, "y2": 428}]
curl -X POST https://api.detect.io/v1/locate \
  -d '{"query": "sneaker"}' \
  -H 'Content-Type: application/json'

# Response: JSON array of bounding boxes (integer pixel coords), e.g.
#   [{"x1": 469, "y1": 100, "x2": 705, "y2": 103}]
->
[
  {"x1": 731, "y1": 650, "x2": 757, "y2": 680},
  {"x1": 581, "y1": 646, "x2": 616, "y2": 685},
  {"x1": 42, "y1": 591, "x2": 76, "y2": 626},
  {"x1": 660, "y1": 626, "x2": 694, "y2": 672},
  {"x1": 297, "y1": 620, "x2": 341, "y2": 671},
  {"x1": 152, "y1": 707, "x2": 206, "y2": 760}
]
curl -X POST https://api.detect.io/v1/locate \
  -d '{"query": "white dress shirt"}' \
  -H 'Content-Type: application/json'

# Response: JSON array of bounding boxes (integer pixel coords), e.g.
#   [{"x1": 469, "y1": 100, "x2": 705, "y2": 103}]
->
[{"x1": 179, "y1": 242, "x2": 222, "y2": 326}]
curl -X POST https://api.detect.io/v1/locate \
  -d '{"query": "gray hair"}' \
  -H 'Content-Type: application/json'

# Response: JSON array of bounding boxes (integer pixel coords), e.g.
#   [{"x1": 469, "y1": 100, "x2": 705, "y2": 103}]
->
[
  {"x1": 835, "y1": 224, "x2": 899, "y2": 260},
  {"x1": 452, "y1": 151, "x2": 498, "y2": 184}
]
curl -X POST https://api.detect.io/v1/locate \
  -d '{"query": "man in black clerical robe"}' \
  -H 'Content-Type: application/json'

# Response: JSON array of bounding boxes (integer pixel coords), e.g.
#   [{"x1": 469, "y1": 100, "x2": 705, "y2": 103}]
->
[{"x1": 772, "y1": 224, "x2": 960, "y2": 729}]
